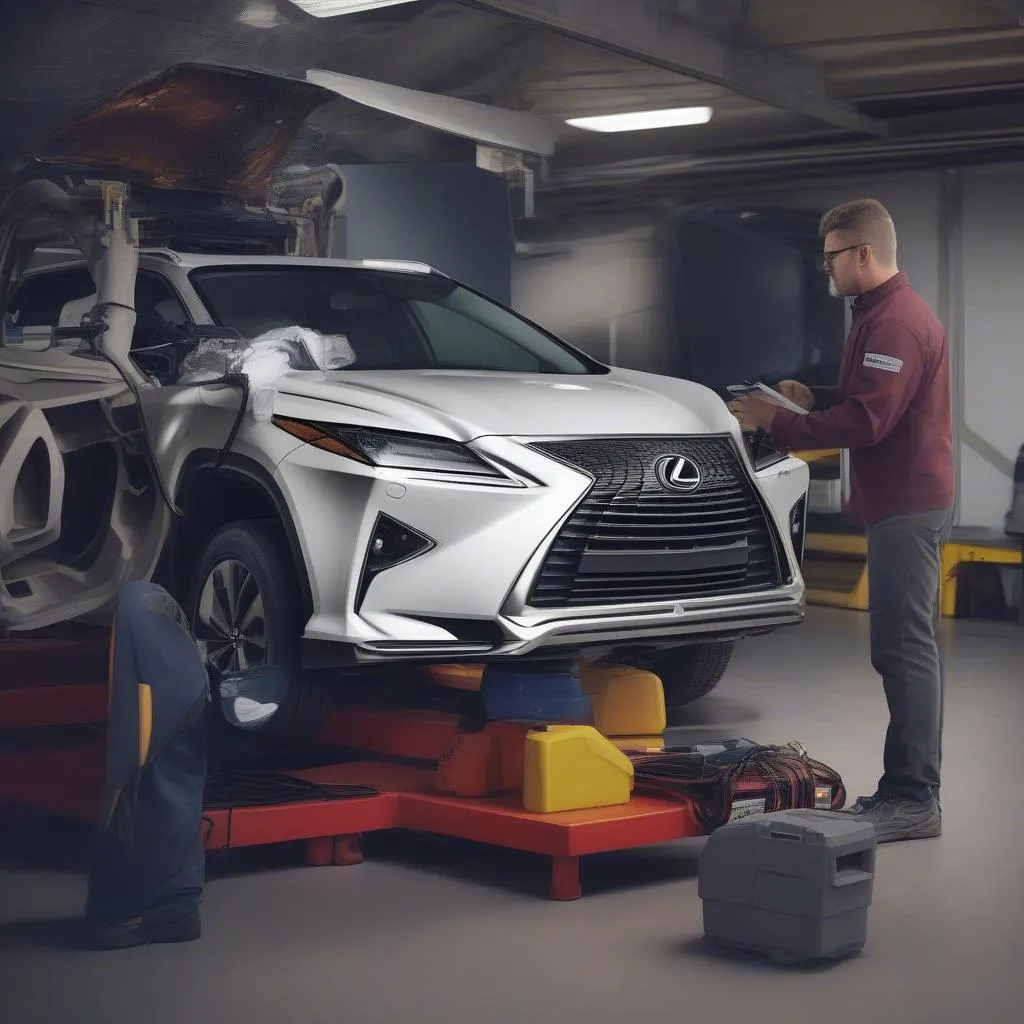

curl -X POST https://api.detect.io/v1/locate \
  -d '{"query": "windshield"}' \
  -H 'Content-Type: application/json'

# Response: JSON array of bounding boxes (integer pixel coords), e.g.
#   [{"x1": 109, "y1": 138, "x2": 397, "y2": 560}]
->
[{"x1": 188, "y1": 265, "x2": 604, "y2": 375}]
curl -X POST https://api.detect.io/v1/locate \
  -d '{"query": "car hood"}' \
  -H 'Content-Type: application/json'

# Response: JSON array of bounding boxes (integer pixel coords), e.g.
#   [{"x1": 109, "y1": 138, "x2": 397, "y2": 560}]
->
[
  {"x1": 270, "y1": 367, "x2": 737, "y2": 441},
  {"x1": 30, "y1": 64, "x2": 339, "y2": 206}
]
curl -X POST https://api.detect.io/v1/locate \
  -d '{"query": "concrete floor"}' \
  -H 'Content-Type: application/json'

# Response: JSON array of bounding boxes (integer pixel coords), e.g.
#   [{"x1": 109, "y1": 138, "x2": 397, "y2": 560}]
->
[{"x1": 1, "y1": 608, "x2": 1022, "y2": 1024}]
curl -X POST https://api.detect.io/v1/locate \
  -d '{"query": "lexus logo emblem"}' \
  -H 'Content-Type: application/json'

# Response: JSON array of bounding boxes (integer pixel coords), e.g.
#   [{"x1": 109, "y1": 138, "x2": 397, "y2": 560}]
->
[{"x1": 655, "y1": 454, "x2": 702, "y2": 492}]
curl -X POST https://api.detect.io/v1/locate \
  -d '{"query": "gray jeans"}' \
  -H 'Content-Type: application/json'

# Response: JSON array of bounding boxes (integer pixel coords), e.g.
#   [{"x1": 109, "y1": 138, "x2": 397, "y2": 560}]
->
[{"x1": 866, "y1": 508, "x2": 953, "y2": 804}]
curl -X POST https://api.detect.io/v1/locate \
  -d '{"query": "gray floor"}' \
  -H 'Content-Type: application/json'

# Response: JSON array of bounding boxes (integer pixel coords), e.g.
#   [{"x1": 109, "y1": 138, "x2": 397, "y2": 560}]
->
[{"x1": 2, "y1": 608, "x2": 1023, "y2": 1024}]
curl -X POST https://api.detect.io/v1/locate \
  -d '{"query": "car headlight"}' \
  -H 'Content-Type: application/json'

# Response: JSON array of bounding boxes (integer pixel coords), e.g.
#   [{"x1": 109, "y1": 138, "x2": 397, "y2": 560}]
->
[
  {"x1": 743, "y1": 429, "x2": 789, "y2": 472},
  {"x1": 272, "y1": 416, "x2": 507, "y2": 479}
]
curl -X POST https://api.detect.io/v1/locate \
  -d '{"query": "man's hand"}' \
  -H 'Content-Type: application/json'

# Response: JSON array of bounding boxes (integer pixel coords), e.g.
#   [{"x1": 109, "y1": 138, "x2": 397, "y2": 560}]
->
[
  {"x1": 729, "y1": 395, "x2": 779, "y2": 432},
  {"x1": 777, "y1": 379, "x2": 816, "y2": 411}
]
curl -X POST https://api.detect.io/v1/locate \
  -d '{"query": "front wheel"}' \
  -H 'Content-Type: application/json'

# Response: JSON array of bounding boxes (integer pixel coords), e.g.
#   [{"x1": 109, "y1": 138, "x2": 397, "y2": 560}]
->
[
  {"x1": 188, "y1": 520, "x2": 333, "y2": 753},
  {"x1": 643, "y1": 641, "x2": 736, "y2": 724}
]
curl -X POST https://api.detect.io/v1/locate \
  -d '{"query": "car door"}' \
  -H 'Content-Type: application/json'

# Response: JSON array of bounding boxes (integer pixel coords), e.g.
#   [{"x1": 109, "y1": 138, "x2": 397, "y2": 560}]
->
[{"x1": 0, "y1": 265, "x2": 165, "y2": 632}]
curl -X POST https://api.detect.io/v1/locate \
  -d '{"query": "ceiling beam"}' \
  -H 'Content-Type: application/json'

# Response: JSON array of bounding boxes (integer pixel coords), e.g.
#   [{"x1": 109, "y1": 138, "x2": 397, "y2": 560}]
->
[{"x1": 459, "y1": 0, "x2": 887, "y2": 135}]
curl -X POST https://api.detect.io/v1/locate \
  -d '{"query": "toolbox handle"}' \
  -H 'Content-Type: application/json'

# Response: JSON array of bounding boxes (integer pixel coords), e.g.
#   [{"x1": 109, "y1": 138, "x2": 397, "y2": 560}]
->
[
  {"x1": 833, "y1": 868, "x2": 873, "y2": 887},
  {"x1": 833, "y1": 850, "x2": 874, "y2": 886}
]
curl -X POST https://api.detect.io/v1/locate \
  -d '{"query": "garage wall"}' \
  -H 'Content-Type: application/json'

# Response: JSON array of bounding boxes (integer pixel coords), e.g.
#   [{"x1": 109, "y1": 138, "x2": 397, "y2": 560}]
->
[
  {"x1": 737, "y1": 173, "x2": 944, "y2": 321},
  {"x1": 511, "y1": 224, "x2": 674, "y2": 375},
  {"x1": 335, "y1": 163, "x2": 516, "y2": 304},
  {"x1": 515, "y1": 166, "x2": 1021, "y2": 532},
  {"x1": 958, "y1": 165, "x2": 1024, "y2": 531}
]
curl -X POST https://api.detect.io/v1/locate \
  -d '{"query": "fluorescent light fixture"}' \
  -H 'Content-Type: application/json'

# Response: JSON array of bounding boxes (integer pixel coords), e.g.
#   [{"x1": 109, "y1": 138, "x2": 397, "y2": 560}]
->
[
  {"x1": 566, "y1": 106, "x2": 713, "y2": 133},
  {"x1": 286, "y1": 0, "x2": 420, "y2": 16}
]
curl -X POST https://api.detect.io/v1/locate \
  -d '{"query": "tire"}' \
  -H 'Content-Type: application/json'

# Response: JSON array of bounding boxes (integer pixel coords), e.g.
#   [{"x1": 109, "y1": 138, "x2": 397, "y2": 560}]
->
[
  {"x1": 187, "y1": 520, "x2": 333, "y2": 754},
  {"x1": 647, "y1": 641, "x2": 735, "y2": 722}
]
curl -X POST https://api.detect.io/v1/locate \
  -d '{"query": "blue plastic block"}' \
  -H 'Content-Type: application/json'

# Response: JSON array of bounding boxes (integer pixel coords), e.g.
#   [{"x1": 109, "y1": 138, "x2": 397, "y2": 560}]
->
[{"x1": 480, "y1": 659, "x2": 594, "y2": 724}]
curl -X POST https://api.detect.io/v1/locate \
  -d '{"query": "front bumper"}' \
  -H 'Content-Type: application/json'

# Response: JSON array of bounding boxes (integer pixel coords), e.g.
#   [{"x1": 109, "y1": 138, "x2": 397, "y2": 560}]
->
[
  {"x1": 302, "y1": 584, "x2": 806, "y2": 667},
  {"x1": 276, "y1": 432, "x2": 810, "y2": 669}
]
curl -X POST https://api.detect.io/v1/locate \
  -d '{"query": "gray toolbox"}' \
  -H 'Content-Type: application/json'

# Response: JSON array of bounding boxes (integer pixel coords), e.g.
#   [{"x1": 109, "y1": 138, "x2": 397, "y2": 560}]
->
[{"x1": 698, "y1": 809, "x2": 876, "y2": 964}]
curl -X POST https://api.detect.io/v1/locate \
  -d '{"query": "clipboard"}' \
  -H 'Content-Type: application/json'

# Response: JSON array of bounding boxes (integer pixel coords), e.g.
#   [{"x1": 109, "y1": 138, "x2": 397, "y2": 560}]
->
[{"x1": 726, "y1": 380, "x2": 809, "y2": 416}]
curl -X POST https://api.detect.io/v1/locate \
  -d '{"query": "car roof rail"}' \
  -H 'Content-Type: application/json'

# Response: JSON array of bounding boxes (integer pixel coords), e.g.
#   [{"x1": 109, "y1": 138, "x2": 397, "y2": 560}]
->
[{"x1": 139, "y1": 247, "x2": 184, "y2": 264}]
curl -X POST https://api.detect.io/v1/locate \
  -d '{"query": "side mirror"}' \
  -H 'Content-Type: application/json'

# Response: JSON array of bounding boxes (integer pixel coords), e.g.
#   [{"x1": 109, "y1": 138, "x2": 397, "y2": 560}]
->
[{"x1": 0, "y1": 322, "x2": 56, "y2": 350}]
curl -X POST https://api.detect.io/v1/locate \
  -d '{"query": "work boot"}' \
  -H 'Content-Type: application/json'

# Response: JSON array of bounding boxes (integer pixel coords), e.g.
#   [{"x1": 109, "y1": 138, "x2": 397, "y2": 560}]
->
[
  {"x1": 83, "y1": 906, "x2": 201, "y2": 950},
  {"x1": 844, "y1": 794, "x2": 942, "y2": 845}
]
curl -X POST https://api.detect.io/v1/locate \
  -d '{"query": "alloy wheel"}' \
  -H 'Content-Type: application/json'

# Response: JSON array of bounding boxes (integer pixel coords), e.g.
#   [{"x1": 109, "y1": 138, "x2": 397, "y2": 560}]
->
[{"x1": 195, "y1": 558, "x2": 268, "y2": 675}]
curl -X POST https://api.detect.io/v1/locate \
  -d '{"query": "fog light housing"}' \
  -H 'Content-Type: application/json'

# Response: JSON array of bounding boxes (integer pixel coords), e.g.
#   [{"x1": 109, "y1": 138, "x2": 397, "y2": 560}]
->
[
  {"x1": 790, "y1": 496, "x2": 807, "y2": 568},
  {"x1": 357, "y1": 513, "x2": 435, "y2": 605}
]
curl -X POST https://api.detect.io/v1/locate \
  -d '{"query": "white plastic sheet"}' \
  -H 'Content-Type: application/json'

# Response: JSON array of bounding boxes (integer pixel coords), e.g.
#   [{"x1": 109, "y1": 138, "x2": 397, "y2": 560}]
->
[{"x1": 176, "y1": 326, "x2": 357, "y2": 422}]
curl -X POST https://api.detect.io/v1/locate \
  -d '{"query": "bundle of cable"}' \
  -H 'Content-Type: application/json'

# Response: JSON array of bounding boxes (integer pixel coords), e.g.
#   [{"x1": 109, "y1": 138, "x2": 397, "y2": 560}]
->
[{"x1": 627, "y1": 739, "x2": 846, "y2": 830}]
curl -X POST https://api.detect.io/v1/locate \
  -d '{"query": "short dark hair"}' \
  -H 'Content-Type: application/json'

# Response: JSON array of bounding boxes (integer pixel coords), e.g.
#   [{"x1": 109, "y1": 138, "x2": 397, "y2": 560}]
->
[{"x1": 819, "y1": 198, "x2": 897, "y2": 266}]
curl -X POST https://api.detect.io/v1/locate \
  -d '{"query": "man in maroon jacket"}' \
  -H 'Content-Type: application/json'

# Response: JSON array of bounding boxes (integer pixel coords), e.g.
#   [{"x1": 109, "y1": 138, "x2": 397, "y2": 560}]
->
[{"x1": 731, "y1": 198, "x2": 955, "y2": 844}]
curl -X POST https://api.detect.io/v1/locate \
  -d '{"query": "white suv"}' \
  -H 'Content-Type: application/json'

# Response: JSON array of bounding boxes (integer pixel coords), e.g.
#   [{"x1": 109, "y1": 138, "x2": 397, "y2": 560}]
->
[
  {"x1": 0, "y1": 64, "x2": 808, "y2": 746},
  {"x1": 1, "y1": 245, "x2": 808, "y2": 742}
]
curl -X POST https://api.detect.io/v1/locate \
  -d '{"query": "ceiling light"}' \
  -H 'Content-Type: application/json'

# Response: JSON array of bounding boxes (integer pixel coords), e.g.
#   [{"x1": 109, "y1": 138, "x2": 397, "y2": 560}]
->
[
  {"x1": 285, "y1": 0, "x2": 421, "y2": 16},
  {"x1": 566, "y1": 106, "x2": 713, "y2": 133}
]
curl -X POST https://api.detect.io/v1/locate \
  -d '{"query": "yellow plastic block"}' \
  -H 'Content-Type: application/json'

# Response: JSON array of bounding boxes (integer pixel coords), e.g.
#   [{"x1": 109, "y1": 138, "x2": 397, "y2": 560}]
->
[
  {"x1": 580, "y1": 663, "x2": 666, "y2": 737},
  {"x1": 523, "y1": 725, "x2": 635, "y2": 814},
  {"x1": 609, "y1": 735, "x2": 665, "y2": 753},
  {"x1": 423, "y1": 663, "x2": 485, "y2": 692}
]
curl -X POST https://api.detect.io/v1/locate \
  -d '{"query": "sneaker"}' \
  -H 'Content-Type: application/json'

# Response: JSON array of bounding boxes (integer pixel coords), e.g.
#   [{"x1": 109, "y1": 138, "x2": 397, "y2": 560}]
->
[
  {"x1": 842, "y1": 792, "x2": 886, "y2": 815},
  {"x1": 846, "y1": 795, "x2": 942, "y2": 844},
  {"x1": 83, "y1": 907, "x2": 201, "y2": 950}
]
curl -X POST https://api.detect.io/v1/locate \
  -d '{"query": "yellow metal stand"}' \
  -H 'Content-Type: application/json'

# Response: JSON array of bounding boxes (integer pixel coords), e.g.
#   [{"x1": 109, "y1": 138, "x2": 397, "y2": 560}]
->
[
  {"x1": 939, "y1": 541, "x2": 1023, "y2": 618},
  {"x1": 803, "y1": 532, "x2": 870, "y2": 611},
  {"x1": 803, "y1": 532, "x2": 1022, "y2": 618}
]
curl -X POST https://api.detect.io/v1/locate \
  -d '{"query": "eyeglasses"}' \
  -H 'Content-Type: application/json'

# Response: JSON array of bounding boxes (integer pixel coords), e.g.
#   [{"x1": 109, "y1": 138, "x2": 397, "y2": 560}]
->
[{"x1": 822, "y1": 243, "x2": 868, "y2": 269}]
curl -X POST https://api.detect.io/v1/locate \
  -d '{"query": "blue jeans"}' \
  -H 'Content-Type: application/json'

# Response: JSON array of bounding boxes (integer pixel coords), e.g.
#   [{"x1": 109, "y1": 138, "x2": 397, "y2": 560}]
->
[{"x1": 866, "y1": 508, "x2": 953, "y2": 803}]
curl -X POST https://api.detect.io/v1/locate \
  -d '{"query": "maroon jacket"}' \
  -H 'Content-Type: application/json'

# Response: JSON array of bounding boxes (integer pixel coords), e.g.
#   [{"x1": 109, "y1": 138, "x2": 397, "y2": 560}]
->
[{"x1": 769, "y1": 272, "x2": 954, "y2": 526}]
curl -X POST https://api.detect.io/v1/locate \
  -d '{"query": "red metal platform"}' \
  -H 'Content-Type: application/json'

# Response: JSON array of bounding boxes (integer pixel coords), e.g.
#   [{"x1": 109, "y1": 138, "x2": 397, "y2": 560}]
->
[
  {"x1": 0, "y1": 629, "x2": 721, "y2": 900},
  {"x1": 0, "y1": 737, "x2": 705, "y2": 900}
]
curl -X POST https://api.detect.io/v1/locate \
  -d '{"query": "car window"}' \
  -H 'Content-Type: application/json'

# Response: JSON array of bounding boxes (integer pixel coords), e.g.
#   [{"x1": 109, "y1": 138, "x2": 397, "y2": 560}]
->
[
  {"x1": 408, "y1": 300, "x2": 542, "y2": 372},
  {"x1": 131, "y1": 272, "x2": 190, "y2": 350},
  {"x1": 189, "y1": 266, "x2": 604, "y2": 375},
  {"x1": 6, "y1": 266, "x2": 97, "y2": 329},
  {"x1": 6, "y1": 265, "x2": 190, "y2": 353}
]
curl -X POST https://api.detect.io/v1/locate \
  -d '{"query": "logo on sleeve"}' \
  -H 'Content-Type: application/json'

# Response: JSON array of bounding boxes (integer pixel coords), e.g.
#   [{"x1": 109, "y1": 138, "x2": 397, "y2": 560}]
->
[{"x1": 863, "y1": 352, "x2": 903, "y2": 373}]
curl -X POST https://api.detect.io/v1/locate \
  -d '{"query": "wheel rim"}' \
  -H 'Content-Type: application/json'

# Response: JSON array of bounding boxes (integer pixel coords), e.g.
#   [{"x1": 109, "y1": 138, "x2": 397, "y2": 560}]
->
[
  {"x1": 196, "y1": 558, "x2": 268, "y2": 675},
  {"x1": 195, "y1": 558, "x2": 282, "y2": 731}
]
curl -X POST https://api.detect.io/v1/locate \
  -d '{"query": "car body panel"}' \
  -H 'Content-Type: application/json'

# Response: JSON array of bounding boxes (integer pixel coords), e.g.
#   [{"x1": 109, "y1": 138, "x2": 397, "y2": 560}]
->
[
  {"x1": 1, "y1": 247, "x2": 808, "y2": 663},
  {"x1": 31, "y1": 64, "x2": 339, "y2": 205},
  {"x1": 270, "y1": 365, "x2": 733, "y2": 442}
]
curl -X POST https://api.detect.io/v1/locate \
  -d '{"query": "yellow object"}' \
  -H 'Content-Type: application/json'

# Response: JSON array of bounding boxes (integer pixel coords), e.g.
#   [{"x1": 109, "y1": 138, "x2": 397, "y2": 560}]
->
[
  {"x1": 805, "y1": 532, "x2": 867, "y2": 557},
  {"x1": 803, "y1": 531, "x2": 870, "y2": 611},
  {"x1": 791, "y1": 449, "x2": 841, "y2": 464},
  {"x1": 523, "y1": 725, "x2": 635, "y2": 814},
  {"x1": 138, "y1": 682, "x2": 153, "y2": 765},
  {"x1": 580, "y1": 663, "x2": 666, "y2": 736},
  {"x1": 940, "y1": 541, "x2": 1022, "y2": 618},
  {"x1": 609, "y1": 735, "x2": 665, "y2": 752},
  {"x1": 424, "y1": 663, "x2": 485, "y2": 692},
  {"x1": 802, "y1": 532, "x2": 1022, "y2": 618}
]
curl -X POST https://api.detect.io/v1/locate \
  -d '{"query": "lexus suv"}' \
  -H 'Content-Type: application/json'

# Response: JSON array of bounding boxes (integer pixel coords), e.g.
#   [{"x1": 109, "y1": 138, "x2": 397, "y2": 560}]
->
[{"x1": 0, "y1": 65, "x2": 809, "y2": 746}]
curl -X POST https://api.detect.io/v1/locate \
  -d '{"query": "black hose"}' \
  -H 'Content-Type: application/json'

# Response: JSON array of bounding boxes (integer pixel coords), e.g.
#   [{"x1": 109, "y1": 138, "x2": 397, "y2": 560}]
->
[
  {"x1": 204, "y1": 770, "x2": 378, "y2": 810},
  {"x1": 87, "y1": 310, "x2": 251, "y2": 519},
  {"x1": 213, "y1": 373, "x2": 250, "y2": 470}
]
